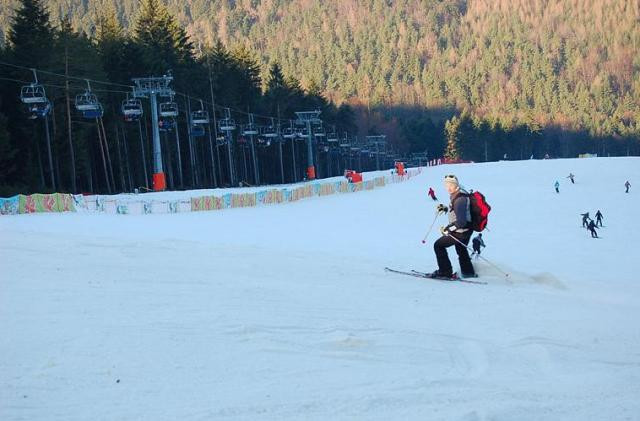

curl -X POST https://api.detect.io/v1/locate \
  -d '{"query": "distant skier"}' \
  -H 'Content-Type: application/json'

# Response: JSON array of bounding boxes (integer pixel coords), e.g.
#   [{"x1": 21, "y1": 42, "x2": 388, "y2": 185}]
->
[
  {"x1": 581, "y1": 212, "x2": 590, "y2": 228},
  {"x1": 625, "y1": 180, "x2": 631, "y2": 193},
  {"x1": 587, "y1": 220, "x2": 598, "y2": 238},
  {"x1": 554, "y1": 180, "x2": 560, "y2": 193},
  {"x1": 344, "y1": 169, "x2": 362, "y2": 183},
  {"x1": 567, "y1": 173, "x2": 575, "y2": 184},
  {"x1": 428, "y1": 187, "x2": 437, "y2": 201},
  {"x1": 431, "y1": 174, "x2": 475, "y2": 279},
  {"x1": 471, "y1": 233, "x2": 485, "y2": 259},
  {"x1": 595, "y1": 210, "x2": 603, "y2": 227}
]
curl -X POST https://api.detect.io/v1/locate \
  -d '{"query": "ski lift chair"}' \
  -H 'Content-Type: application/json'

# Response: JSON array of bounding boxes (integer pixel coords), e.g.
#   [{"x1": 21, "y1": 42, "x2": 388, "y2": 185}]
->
[
  {"x1": 218, "y1": 118, "x2": 236, "y2": 132},
  {"x1": 160, "y1": 101, "x2": 178, "y2": 118},
  {"x1": 20, "y1": 84, "x2": 47, "y2": 104},
  {"x1": 75, "y1": 91, "x2": 100, "y2": 111},
  {"x1": 191, "y1": 109, "x2": 209, "y2": 125},
  {"x1": 243, "y1": 123, "x2": 259, "y2": 136},
  {"x1": 122, "y1": 98, "x2": 143, "y2": 117}
]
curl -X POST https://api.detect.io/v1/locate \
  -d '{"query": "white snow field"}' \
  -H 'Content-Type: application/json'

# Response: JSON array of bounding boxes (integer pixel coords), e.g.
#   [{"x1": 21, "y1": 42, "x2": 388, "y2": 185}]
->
[{"x1": 1, "y1": 157, "x2": 639, "y2": 421}]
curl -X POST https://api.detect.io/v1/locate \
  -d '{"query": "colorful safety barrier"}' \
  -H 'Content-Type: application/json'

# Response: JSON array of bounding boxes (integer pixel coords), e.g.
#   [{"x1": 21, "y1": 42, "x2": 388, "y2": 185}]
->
[
  {"x1": 0, "y1": 193, "x2": 76, "y2": 215},
  {"x1": 190, "y1": 169, "x2": 421, "y2": 213},
  {"x1": 1, "y1": 168, "x2": 422, "y2": 216}
]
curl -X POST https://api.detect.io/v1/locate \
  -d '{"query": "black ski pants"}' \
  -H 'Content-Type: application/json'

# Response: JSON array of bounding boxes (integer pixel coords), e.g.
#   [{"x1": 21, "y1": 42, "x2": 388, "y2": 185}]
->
[{"x1": 434, "y1": 230, "x2": 474, "y2": 275}]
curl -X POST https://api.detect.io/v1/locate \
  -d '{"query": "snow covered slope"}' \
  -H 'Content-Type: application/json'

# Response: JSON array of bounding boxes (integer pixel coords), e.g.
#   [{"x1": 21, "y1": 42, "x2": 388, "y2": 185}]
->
[{"x1": 1, "y1": 157, "x2": 639, "y2": 420}]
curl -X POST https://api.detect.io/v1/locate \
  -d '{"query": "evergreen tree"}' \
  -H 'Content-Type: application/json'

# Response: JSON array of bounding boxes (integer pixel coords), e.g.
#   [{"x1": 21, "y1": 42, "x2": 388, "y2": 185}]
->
[
  {"x1": 229, "y1": 44, "x2": 262, "y2": 111},
  {"x1": 7, "y1": 0, "x2": 53, "y2": 66},
  {"x1": 444, "y1": 116, "x2": 461, "y2": 160},
  {"x1": 264, "y1": 62, "x2": 290, "y2": 116},
  {"x1": 134, "y1": 0, "x2": 194, "y2": 76},
  {"x1": 203, "y1": 41, "x2": 236, "y2": 107},
  {"x1": 96, "y1": 6, "x2": 130, "y2": 84}
]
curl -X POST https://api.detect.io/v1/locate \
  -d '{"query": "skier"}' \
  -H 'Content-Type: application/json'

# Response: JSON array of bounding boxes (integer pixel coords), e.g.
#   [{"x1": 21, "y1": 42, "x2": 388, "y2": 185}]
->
[
  {"x1": 567, "y1": 173, "x2": 575, "y2": 184},
  {"x1": 471, "y1": 233, "x2": 485, "y2": 259},
  {"x1": 595, "y1": 210, "x2": 603, "y2": 227},
  {"x1": 344, "y1": 169, "x2": 362, "y2": 183},
  {"x1": 431, "y1": 174, "x2": 476, "y2": 279},
  {"x1": 554, "y1": 180, "x2": 560, "y2": 193},
  {"x1": 581, "y1": 212, "x2": 590, "y2": 228},
  {"x1": 428, "y1": 187, "x2": 437, "y2": 201},
  {"x1": 625, "y1": 180, "x2": 631, "y2": 193},
  {"x1": 587, "y1": 220, "x2": 598, "y2": 238}
]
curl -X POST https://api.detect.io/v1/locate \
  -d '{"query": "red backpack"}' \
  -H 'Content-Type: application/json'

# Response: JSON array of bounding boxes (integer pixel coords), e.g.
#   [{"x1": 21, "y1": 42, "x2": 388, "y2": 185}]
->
[{"x1": 466, "y1": 191, "x2": 491, "y2": 232}]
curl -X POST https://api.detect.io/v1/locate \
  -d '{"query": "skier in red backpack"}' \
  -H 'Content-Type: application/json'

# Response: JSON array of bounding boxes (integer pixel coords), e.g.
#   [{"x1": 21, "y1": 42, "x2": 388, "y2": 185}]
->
[
  {"x1": 428, "y1": 187, "x2": 437, "y2": 201},
  {"x1": 431, "y1": 174, "x2": 476, "y2": 279}
]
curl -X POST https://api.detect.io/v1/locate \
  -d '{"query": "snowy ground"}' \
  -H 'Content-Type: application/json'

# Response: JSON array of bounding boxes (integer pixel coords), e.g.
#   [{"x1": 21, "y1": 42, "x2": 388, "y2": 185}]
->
[{"x1": 1, "y1": 157, "x2": 639, "y2": 420}]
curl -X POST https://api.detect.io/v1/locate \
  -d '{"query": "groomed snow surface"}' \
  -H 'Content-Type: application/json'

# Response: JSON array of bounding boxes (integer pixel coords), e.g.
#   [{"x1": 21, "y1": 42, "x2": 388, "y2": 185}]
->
[{"x1": 1, "y1": 157, "x2": 639, "y2": 421}]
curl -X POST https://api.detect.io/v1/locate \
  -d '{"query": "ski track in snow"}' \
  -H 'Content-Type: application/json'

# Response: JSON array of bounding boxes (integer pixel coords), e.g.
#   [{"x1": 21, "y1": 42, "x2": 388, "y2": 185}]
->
[{"x1": 1, "y1": 157, "x2": 640, "y2": 420}]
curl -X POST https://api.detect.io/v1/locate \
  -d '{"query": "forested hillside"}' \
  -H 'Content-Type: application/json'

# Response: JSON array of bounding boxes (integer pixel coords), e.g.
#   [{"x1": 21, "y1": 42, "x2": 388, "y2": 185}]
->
[
  {"x1": 2, "y1": 0, "x2": 638, "y2": 131},
  {"x1": 0, "y1": 0, "x2": 639, "y2": 195}
]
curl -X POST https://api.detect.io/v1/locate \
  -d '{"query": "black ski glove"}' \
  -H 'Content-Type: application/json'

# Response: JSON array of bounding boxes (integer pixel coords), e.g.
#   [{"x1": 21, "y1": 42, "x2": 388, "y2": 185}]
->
[{"x1": 436, "y1": 204, "x2": 448, "y2": 214}]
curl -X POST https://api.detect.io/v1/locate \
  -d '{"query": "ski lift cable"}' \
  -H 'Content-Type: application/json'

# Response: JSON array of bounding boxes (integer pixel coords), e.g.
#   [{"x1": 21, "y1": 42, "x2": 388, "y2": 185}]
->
[
  {"x1": 0, "y1": 60, "x2": 135, "y2": 89},
  {"x1": 0, "y1": 76, "x2": 131, "y2": 95},
  {"x1": 0, "y1": 76, "x2": 67, "y2": 90},
  {"x1": 172, "y1": 90, "x2": 297, "y2": 126}
]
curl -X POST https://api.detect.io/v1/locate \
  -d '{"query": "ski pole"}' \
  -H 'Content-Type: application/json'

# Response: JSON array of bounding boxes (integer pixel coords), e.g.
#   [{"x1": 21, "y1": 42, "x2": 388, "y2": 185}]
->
[
  {"x1": 446, "y1": 232, "x2": 510, "y2": 278},
  {"x1": 421, "y1": 211, "x2": 440, "y2": 244}
]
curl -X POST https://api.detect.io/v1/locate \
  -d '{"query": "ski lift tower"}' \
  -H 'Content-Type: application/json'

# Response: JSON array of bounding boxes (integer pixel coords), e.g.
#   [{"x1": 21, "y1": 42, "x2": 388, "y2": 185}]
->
[
  {"x1": 366, "y1": 135, "x2": 387, "y2": 170},
  {"x1": 295, "y1": 110, "x2": 321, "y2": 180},
  {"x1": 132, "y1": 74, "x2": 174, "y2": 191}
]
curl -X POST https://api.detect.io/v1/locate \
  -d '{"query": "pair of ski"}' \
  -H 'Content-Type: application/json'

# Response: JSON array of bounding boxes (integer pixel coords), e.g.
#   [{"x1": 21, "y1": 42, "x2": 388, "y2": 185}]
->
[{"x1": 384, "y1": 267, "x2": 488, "y2": 285}]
